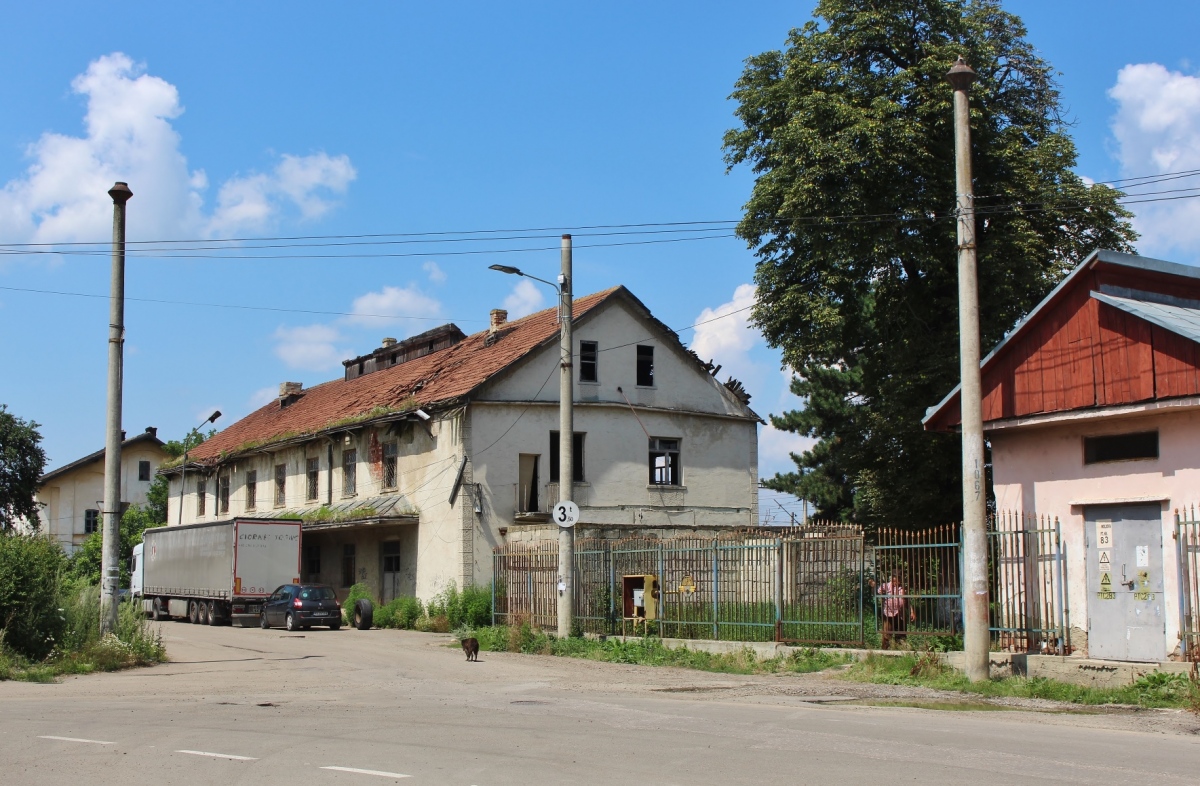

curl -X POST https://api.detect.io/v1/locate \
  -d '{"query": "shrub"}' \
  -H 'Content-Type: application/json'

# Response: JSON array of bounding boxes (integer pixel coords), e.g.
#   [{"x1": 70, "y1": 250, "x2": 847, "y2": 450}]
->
[
  {"x1": 375, "y1": 596, "x2": 425, "y2": 630},
  {"x1": 426, "y1": 582, "x2": 492, "y2": 629},
  {"x1": 0, "y1": 533, "x2": 69, "y2": 660},
  {"x1": 341, "y1": 583, "x2": 373, "y2": 625}
]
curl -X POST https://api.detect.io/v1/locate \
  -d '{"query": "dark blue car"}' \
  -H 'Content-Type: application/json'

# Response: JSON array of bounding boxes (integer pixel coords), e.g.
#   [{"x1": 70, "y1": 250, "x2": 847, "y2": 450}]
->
[{"x1": 260, "y1": 584, "x2": 342, "y2": 631}]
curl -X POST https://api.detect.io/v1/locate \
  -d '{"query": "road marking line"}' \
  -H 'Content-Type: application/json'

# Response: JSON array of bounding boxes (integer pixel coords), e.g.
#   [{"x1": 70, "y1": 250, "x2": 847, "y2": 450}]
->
[
  {"x1": 320, "y1": 766, "x2": 411, "y2": 778},
  {"x1": 176, "y1": 749, "x2": 258, "y2": 761},
  {"x1": 38, "y1": 735, "x2": 114, "y2": 745}
]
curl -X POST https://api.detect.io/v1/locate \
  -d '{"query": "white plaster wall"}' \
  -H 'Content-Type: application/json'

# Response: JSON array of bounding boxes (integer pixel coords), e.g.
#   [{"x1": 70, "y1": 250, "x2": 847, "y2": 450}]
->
[{"x1": 991, "y1": 407, "x2": 1200, "y2": 656}]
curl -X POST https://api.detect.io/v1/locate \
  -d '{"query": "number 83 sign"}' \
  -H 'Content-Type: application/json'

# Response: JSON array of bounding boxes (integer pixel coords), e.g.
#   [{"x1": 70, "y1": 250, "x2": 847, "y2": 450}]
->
[{"x1": 553, "y1": 500, "x2": 580, "y2": 528}]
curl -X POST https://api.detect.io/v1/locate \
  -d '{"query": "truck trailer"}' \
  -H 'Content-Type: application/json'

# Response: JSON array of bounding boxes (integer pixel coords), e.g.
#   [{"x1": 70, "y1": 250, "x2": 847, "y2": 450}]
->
[{"x1": 132, "y1": 518, "x2": 302, "y2": 626}]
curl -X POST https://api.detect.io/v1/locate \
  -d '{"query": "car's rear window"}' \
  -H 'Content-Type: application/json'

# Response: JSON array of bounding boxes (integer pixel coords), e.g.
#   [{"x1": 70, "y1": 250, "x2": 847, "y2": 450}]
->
[{"x1": 299, "y1": 587, "x2": 335, "y2": 600}]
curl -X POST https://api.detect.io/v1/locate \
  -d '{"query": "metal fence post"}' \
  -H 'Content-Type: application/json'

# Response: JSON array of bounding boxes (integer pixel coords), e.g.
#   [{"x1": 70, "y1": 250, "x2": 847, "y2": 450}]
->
[
  {"x1": 1054, "y1": 516, "x2": 1066, "y2": 655},
  {"x1": 659, "y1": 542, "x2": 666, "y2": 638},
  {"x1": 774, "y1": 538, "x2": 783, "y2": 642},
  {"x1": 607, "y1": 543, "x2": 616, "y2": 636},
  {"x1": 712, "y1": 540, "x2": 719, "y2": 640},
  {"x1": 1176, "y1": 510, "x2": 1189, "y2": 660}
]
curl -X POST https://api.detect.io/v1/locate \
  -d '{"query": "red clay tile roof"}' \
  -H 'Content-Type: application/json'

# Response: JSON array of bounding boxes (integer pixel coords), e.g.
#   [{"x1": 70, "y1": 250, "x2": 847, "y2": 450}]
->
[{"x1": 183, "y1": 287, "x2": 624, "y2": 466}]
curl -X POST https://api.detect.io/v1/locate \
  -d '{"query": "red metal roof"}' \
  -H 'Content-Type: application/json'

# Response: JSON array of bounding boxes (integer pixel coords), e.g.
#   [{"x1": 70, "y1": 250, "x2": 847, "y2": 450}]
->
[{"x1": 185, "y1": 287, "x2": 622, "y2": 466}]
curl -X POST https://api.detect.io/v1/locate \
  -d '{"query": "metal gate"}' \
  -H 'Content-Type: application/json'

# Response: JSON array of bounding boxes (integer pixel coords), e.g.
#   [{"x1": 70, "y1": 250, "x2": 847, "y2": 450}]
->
[
  {"x1": 1084, "y1": 504, "x2": 1166, "y2": 662},
  {"x1": 1174, "y1": 508, "x2": 1200, "y2": 662}
]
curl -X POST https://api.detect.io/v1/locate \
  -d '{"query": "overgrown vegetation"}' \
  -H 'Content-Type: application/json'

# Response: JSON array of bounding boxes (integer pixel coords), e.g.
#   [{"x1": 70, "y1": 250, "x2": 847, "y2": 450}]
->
[
  {"x1": 464, "y1": 624, "x2": 850, "y2": 675},
  {"x1": 68, "y1": 505, "x2": 158, "y2": 588},
  {"x1": 345, "y1": 582, "x2": 492, "y2": 633},
  {"x1": 0, "y1": 404, "x2": 47, "y2": 532},
  {"x1": 846, "y1": 652, "x2": 1200, "y2": 710},
  {"x1": 0, "y1": 533, "x2": 165, "y2": 682}
]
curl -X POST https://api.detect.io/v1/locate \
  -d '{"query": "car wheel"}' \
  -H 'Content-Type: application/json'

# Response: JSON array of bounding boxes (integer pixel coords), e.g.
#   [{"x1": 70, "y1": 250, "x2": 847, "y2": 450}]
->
[
  {"x1": 260, "y1": 612, "x2": 269, "y2": 629},
  {"x1": 330, "y1": 622, "x2": 341, "y2": 631},
  {"x1": 285, "y1": 613, "x2": 297, "y2": 632},
  {"x1": 353, "y1": 599, "x2": 374, "y2": 630}
]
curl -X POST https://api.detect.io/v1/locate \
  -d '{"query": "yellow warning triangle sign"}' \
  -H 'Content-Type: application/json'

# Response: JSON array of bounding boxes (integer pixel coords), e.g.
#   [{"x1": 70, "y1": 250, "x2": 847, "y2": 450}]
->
[{"x1": 1100, "y1": 572, "x2": 1112, "y2": 588}]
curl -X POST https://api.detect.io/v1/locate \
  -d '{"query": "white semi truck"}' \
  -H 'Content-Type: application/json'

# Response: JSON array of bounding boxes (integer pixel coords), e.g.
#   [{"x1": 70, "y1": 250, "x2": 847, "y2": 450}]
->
[{"x1": 132, "y1": 518, "x2": 302, "y2": 626}]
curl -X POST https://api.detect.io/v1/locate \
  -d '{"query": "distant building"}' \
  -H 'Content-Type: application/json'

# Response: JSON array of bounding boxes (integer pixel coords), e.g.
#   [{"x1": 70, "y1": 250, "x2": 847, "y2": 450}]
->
[
  {"x1": 33, "y1": 427, "x2": 167, "y2": 554},
  {"x1": 925, "y1": 250, "x2": 1200, "y2": 661},
  {"x1": 160, "y1": 287, "x2": 762, "y2": 604}
]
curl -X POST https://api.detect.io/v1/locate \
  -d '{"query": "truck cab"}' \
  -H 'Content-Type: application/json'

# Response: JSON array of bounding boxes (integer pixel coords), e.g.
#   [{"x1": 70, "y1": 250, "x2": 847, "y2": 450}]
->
[{"x1": 131, "y1": 542, "x2": 144, "y2": 599}]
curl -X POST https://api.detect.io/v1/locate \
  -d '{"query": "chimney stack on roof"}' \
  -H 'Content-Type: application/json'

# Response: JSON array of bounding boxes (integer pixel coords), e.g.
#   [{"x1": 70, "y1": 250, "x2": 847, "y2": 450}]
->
[
  {"x1": 490, "y1": 309, "x2": 508, "y2": 332},
  {"x1": 381, "y1": 337, "x2": 397, "y2": 348},
  {"x1": 279, "y1": 381, "x2": 303, "y2": 397},
  {"x1": 145, "y1": 426, "x2": 157, "y2": 438}
]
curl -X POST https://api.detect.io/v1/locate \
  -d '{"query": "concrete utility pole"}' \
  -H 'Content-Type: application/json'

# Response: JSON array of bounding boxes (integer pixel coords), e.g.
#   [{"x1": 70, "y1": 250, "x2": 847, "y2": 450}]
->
[
  {"x1": 948, "y1": 57, "x2": 989, "y2": 682},
  {"x1": 100, "y1": 181, "x2": 132, "y2": 635},
  {"x1": 557, "y1": 234, "x2": 575, "y2": 637}
]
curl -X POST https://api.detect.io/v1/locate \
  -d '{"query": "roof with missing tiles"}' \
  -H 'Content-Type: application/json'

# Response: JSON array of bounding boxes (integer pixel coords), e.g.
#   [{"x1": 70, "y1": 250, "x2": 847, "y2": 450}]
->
[{"x1": 181, "y1": 286, "x2": 722, "y2": 469}]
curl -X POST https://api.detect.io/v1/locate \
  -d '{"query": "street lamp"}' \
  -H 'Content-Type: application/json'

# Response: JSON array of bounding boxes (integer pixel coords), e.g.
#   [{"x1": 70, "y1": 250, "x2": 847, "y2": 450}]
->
[
  {"x1": 177, "y1": 410, "x2": 222, "y2": 525},
  {"x1": 489, "y1": 236, "x2": 575, "y2": 637}
]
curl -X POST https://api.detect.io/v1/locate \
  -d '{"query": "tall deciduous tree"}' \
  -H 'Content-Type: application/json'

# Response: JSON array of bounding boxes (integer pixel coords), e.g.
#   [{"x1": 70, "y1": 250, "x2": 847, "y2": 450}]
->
[
  {"x1": 0, "y1": 404, "x2": 47, "y2": 531},
  {"x1": 724, "y1": 0, "x2": 1136, "y2": 526}
]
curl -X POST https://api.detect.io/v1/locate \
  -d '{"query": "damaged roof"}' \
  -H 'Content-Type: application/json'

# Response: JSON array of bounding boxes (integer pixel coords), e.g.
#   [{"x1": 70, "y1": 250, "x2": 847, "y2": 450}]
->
[{"x1": 179, "y1": 287, "x2": 639, "y2": 469}]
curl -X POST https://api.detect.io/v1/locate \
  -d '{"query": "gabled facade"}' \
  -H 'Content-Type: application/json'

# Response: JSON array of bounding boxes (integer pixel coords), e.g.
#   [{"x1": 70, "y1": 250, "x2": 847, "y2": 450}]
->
[
  {"x1": 162, "y1": 287, "x2": 762, "y2": 603},
  {"x1": 925, "y1": 250, "x2": 1200, "y2": 660},
  {"x1": 33, "y1": 427, "x2": 167, "y2": 554}
]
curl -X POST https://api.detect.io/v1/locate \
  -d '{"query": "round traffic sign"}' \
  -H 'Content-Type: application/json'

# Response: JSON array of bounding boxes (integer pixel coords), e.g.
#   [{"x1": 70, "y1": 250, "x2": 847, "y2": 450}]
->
[{"x1": 552, "y1": 500, "x2": 580, "y2": 528}]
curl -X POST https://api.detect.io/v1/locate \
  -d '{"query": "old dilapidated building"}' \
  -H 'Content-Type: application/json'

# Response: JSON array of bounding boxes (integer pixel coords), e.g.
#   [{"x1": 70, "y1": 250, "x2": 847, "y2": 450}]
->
[{"x1": 161, "y1": 287, "x2": 761, "y2": 603}]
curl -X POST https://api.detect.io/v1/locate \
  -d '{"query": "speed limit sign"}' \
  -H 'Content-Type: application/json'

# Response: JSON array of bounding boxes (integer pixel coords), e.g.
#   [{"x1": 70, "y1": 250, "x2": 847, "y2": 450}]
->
[{"x1": 552, "y1": 500, "x2": 580, "y2": 528}]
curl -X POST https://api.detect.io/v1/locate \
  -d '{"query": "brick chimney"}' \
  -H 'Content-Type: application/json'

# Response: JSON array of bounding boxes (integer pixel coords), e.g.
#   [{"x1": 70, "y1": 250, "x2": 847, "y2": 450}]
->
[
  {"x1": 279, "y1": 381, "x2": 303, "y2": 397},
  {"x1": 489, "y1": 309, "x2": 508, "y2": 332},
  {"x1": 381, "y1": 337, "x2": 397, "y2": 348}
]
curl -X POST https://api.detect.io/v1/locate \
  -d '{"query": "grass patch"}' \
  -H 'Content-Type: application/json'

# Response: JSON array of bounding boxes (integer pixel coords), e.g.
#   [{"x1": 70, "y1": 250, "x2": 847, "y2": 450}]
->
[
  {"x1": 463, "y1": 624, "x2": 850, "y2": 676},
  {"x1": 844, "y1": 652, "x2": 1200, "y2": 710}
]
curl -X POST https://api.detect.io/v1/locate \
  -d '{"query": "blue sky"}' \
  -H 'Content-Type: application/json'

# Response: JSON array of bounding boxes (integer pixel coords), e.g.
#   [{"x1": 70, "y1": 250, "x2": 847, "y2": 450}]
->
[{"x1": 2, "y1": 2, "x2": 1199, "y2": 510}]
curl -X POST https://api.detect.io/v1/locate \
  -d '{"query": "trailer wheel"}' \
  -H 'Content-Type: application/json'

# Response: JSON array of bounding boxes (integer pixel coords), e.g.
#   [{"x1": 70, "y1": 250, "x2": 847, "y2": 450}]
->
[
  {"x1": 205, "y1": 601, "x2": 218, "y2": 625},
  {"x1": 152, "y1": 598, "x2": 164, "y2": 621},
  {"x1": 187, "y1": 600, "x2": 199, "y2": 624},
  {"x1": 353, "y1": 599, "x2": 374, "y2": 630}
]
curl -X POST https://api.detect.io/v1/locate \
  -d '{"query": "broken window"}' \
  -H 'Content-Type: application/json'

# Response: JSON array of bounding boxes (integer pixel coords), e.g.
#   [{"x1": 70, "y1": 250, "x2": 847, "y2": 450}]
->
[
  {"x1": 342, "y1": 449, "x2": 357, "y2": 496},
  {"x1": 306, "y1": 457, "x2": 320, "y2": 501},
  {"x1": 517, "y1": 454, "x2": 540, "y2": 513},
  {"x1": 274, "y1": 463, "x2": 286, "y2": 507},
  {"x1": 549, "y1": 431, "x2": 586, "y2": 483},
  {"x1": 138, "y1": 460, "x2": 151, "y2": 482},
  {"x1": 383, "y1": 442, "x2": 398, "y2": 489},
  {"x1": 218, "y1": 474, "x2": 231, "y2": 514},
  {"x1": 196, "y1": 479, "x2": 206, "y2": 516},
  {"x1": 636, "y1": 345, "x2": 654, "y2": 387},
  {"x1": 1084, "y1": 431, "x2": 1158, "y2": 464},
  {"x1": 580, "y1": 340, "x2": 598, "y2": 383},
  {"x1": 245, "y1": 470, "x2": 257, "y2": 510},
  {"x1": 341, "y1": 543, "x2": 356, "y2": 587},
  {"x1": 84, "y1": 509, "x2": 100, "y2": 534},
  {"x1": 648, "y1": 437, "x2": 680, "y2": 485}
]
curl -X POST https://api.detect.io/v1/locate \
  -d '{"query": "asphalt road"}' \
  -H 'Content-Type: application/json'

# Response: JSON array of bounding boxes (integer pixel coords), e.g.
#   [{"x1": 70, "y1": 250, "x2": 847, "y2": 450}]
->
[{"x1": 2, "y1": 621, "x2": 1198, "y2": 785}]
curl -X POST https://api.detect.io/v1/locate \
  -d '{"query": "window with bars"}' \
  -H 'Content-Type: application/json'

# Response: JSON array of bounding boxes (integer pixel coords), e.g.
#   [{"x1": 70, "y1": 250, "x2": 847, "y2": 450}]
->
[
  {"x1": 341, "y1": 543, "x2": 356, "y2": 587},
  {"x1": 245, "y1": 470, "x2": 257, "y2": 510},
  {"x1": 218, "y1": 474, "x2": 231, "y2": 513},
  {"x1": 84, "y1": 509, "x2": 100, "y2": 534},
  {"x1": 382, "y1": 442, "x2": 398, "y2": 489},
  {"x1": 549, "y1": 431, "x2": 585, "y2": 483},
  {"x1": 648, "y1": 437, "x2": 680, "y2": 485},
  {"x1": 342, "y1": 449, "x2": 357, "y2": 496},
  {"x1": 636, "y1": 345, "x2": 654, "y2": 387},
  {"x1": 579, "y1": 340, "x2": 598, "y2": 383},
  {"x1": 274, "y1": 463, "x2": 287, "y2": 507},
  {"x1": 306, "y1": 457, "x2": 320, "y2": 501},
  {"x1": 196, "y1": 479, "x2": 206, "y2": 516},
  {"x1": 138, "y1": 460, "x2": 151, "y2": 482}
]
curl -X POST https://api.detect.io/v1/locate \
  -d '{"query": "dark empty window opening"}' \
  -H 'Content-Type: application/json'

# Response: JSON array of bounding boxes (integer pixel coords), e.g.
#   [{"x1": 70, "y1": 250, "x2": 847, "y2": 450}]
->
[
  {"x1": 245, "y1": 470, "x2": 257, "y2": 510},
  {"x1": 218, "y1": 474, "x2": 231, "y2": 514},
  {"x1": 84, "y1": 509, "x2": 100, "y2": 534},
  {"x1": 274, "y1": 463, "x2": 287, "y2": 507},
  {"x1": 305, "y1": 543, "x2": 321, "y2": 579},
  {"x1": 1084, "y1": 431, "x2": 1158, "y2": 464},
  {"x1": 138, "y1": 460, "x2": 151, "y2": 482},
  {"x1": 637, "y1": 345, "x2": 654, "y2": 387},
  {"x1": 549, "y1": 431, "x2": 586, "y2": 483},
  {"x1": 306, "y1": 457, "x2": 320, "y2": 501},
  {"x1": 341, "y1": 544, "x2": 356, "y2": 587},
  {"x1": 580, "y1": 341, "x2": 598, "y2": 383},
  {"x1": 196, "y1": 479, "x2": 207, "y2": 516},
  {"x1": 649, "y1": 437, "x2": 680, "y2": 485},
  {"x1": 343, "y1": 449, "x2": 357, "y2": 496},
  {"x1": 383, "y1": 442, "x2": 398, "y2": 489},
  {"x1": 382, "y1": 541, "x2": 401, "y2": 573}
]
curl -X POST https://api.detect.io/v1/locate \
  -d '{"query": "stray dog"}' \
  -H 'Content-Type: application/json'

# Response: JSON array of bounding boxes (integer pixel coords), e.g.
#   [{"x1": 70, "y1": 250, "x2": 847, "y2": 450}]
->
[{"x1": 461, "y1": 637, "x2": 479, "y2": 662}]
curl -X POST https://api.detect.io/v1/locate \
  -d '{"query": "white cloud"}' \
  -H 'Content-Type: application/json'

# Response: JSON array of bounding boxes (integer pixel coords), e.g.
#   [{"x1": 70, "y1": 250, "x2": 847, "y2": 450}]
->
[
  {"x1": 0, "y1": 53, "x2": 355, "y2": 246},
  {"x1": 691, "y1": 283, "x2": 758, "y2": 384},
  {"x1": 503, "y1": 279, "x2": 544, "y2": 319},
  {"x1": 1109, "y1": 63, "x2": 1200, "y2": 260},
  {"x1": 249, "y1": 386, "x2": 279, "y2": 409},
  {"x1": 422, "y1": 261, "x2": 447, "y2": 284},
  {"x1": 273, "y1": 323, "x2": 350, "y2": 371},
  {"x1": 346, "y1": 284, "x2": 443, "y2": 330}
]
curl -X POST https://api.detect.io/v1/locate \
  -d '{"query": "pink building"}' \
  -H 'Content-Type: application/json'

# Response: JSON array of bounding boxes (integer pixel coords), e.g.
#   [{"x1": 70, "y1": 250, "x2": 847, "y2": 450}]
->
[{"x1": 925, "y1": 250, "x2": 1200, "y2": 662}]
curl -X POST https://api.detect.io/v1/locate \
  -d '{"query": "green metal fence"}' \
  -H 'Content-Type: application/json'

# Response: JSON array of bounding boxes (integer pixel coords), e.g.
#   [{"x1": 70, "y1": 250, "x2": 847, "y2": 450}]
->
[{"x1": 1176, "y1": 507, "x2": 1200, "y2": 662}]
